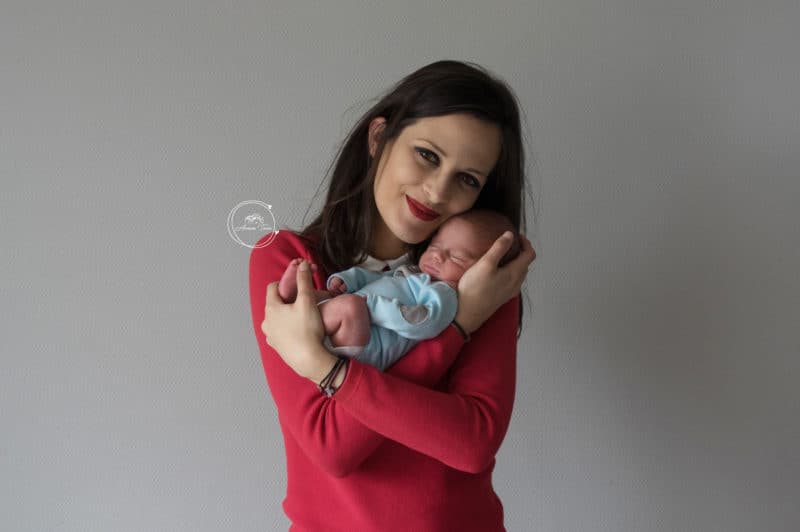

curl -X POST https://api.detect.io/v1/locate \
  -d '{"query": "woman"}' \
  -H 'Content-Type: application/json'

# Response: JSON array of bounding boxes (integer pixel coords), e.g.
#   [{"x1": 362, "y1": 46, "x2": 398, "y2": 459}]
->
[{"x1": 249, "y1": 60, "x2": 537, "y2": 531}]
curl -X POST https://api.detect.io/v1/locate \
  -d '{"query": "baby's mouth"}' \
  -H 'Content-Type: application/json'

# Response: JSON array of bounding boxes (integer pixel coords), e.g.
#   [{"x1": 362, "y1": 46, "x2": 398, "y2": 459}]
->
[{"x1": 422, "y1": 263, "x2": 440, "y2": 278}]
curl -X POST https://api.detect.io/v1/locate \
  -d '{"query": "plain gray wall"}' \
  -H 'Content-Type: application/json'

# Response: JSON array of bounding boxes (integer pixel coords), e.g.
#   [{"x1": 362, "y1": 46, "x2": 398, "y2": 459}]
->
[{"x1": 2, "y1": 1, "x2": 798, "y2": 531}]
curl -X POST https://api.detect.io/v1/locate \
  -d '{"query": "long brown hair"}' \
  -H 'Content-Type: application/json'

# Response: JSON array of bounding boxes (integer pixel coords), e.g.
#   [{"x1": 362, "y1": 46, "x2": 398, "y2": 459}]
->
[{"x1": 297, "y1": 60, "x2": 532, "y2": 337}]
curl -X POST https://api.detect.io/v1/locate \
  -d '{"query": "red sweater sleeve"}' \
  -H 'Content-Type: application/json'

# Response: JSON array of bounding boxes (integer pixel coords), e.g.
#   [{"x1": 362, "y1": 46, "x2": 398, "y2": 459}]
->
[
  {"x1": 333, "y1": 292, "x2": 519, "y2": 474},
  {"x1": 248, "y1": 231, "x2": 467, "y2": 477}
]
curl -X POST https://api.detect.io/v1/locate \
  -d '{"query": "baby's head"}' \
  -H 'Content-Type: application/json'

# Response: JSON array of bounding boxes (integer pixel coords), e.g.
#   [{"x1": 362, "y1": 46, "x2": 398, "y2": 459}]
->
[{"x1": 418, "y1": 209, "x2": 521, "y2": 288}]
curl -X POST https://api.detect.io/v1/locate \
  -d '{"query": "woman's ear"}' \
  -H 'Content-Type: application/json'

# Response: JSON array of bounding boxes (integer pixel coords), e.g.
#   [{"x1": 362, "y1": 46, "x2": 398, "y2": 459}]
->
[{"x1": 368, "y1": 117, "x2": 386, "y2": 158}]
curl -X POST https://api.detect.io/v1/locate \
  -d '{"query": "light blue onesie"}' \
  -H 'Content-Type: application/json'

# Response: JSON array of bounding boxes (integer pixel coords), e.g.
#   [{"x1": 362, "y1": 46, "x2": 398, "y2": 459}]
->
[{"x1": 320, "y1": 263, "x2": 458, "y2": 371}]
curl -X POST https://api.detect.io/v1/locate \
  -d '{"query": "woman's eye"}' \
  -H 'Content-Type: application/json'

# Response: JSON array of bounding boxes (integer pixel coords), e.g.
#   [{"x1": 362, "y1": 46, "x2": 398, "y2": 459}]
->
[
  {"x1": 416, "y1": 147, "x2": 480, "y2": 188},
  {"x1": 415, "y1": 147, "x2": 437, "y2": 164},
  {"x1": 461, "y1": 175, "x2": 481, "y2": 188}
]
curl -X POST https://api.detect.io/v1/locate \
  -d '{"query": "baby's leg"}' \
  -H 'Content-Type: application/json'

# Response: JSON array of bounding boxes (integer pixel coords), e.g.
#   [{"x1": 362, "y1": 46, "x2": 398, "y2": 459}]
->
[
  {"x1": 278, "y1": 258, "x2": 336, "y2": 303},
  {"x1": 318, "y1": 294, "x2": 371, "y2": 349}
]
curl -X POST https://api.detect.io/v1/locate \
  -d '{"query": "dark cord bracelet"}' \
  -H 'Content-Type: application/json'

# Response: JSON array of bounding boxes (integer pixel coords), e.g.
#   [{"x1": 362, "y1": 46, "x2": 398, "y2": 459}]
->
[
  {"x1": 450, "y1": 319, "x2": 471, "y2": 342},
  {"x1": 319, "y1": 357, "x2": 348, "y2": 397}
]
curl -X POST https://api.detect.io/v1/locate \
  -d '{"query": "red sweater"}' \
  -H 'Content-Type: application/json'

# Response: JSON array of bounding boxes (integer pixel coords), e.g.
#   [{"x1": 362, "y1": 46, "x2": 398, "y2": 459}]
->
[{"x1": 249, "y1": 230, "x2": 519, "y2": 531}]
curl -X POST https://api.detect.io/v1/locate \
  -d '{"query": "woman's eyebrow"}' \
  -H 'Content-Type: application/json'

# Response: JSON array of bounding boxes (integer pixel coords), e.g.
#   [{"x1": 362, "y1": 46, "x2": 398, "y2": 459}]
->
[{"x1": 417, "y1": 138, "x2": 487, "y2": 177}]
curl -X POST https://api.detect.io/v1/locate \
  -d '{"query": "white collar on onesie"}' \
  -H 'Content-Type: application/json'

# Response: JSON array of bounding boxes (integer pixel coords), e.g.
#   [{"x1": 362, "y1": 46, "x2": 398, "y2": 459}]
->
[{"x1": 355, "y1": 252, "x2": 411, "y2": 272}]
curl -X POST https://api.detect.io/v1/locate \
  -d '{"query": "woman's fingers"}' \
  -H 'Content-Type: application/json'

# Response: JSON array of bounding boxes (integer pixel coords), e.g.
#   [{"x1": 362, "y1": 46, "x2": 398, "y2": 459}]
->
[
  {"x1": 266, "y1": 281, "x2": 281, "y2": 307},
  {"x1": 262, "y1": 260, "x2": 327, "y2": 377},
  {"x1": 520, "y1": 234, "x2": 536, "y2": 263},
  {"x1": 504, "y1": 235, "x2": 536, "y2": 288},
  {"x1": 480, "y1": 231, "x2": 515, "y2": 268},
  {"x1": 295, "y1": 260, "x2": 314, "y2": 302},
  {"x1": 452, "y1": 232, "x2": 535, "y2": 332},
  {"x1": 263, "y1": 281, "x2": 281, "y2": 337},
  {"x1": 513, "y1": 235, "x2": 536, "y2": 270}
]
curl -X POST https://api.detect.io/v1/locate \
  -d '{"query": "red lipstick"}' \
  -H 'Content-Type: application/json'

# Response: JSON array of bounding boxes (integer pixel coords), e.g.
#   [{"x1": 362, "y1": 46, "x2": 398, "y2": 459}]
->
[{"x1": 406, "y1": 196, "x2": 440, "y2": 221}]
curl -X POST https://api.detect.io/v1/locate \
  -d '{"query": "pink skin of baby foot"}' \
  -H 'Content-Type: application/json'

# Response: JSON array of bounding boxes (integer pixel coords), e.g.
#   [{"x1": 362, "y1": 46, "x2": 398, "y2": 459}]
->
[{"x1": 278, "y1": 258, "x2": 319, "y2": 303}]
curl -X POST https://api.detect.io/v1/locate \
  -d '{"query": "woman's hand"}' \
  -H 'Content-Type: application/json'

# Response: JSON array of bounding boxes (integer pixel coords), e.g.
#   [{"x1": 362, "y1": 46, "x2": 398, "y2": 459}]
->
[
  {"x1": 263, "y1": 260, "x2": 337, "y2": 382},
  {"x1": 454, "y1": 232, "x2": 536, "y2": 334}
]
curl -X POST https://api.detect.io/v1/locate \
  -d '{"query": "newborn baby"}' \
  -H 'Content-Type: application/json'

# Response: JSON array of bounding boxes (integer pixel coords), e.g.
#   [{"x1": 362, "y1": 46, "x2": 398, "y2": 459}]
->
[{"x1": 278, "y1": 209, "x2": 521, "y2": 371}]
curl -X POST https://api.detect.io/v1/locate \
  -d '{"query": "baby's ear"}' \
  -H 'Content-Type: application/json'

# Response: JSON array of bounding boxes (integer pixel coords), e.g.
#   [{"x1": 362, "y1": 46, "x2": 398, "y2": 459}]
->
[{"x1": 497, "y1": 232, "x2": 521, "y2": 268}]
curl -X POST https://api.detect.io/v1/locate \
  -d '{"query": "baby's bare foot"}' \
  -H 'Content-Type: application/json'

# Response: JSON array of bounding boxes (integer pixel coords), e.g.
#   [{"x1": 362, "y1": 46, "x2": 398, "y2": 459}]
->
[
  {"x1": 278, "y1": 258, "x2": 303, "y2": 302},
  {"x1": 279, "y1": 258, "x2": 318, "y2": 302}
]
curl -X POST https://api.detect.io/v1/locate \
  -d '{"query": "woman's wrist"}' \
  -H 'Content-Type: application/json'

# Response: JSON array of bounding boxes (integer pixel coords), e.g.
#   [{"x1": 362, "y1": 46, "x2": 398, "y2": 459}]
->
[
  {"x1": 449, "y1": 319, "x2": 471, "y2": 342},
  {"x1": 305, "y1": 344, "x2": 347, "y2": 388},
  {"x1": 453, "y1": 308, "x2": 480, "y2": 335},
  {"x1": 318, "y1": 356, "x2": 349, "y2": 396}
]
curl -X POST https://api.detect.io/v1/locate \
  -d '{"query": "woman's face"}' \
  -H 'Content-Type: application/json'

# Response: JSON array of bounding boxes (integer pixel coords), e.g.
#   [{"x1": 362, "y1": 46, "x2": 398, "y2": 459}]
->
[{"x1": 369, "y1": 113, "x2": 502, "y2": 259}]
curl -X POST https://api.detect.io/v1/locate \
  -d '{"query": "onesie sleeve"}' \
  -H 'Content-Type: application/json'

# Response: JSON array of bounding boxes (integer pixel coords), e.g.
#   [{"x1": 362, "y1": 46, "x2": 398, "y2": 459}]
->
[
  {"x1": 333, "y1": 293, "x2": 520, "y2": 474},
  {"x1": 365, "y1": 276, "x2": 458, "y2": 340},
  {"x1": 249, "y1": 231, "x2": 467, "y2": 477}
]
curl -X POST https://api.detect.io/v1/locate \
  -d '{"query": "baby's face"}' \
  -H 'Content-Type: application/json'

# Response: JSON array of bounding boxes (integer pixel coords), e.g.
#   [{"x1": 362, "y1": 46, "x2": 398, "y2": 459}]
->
[{"x1": 418, "y1": 217, "x2": 490, "y2": 289}]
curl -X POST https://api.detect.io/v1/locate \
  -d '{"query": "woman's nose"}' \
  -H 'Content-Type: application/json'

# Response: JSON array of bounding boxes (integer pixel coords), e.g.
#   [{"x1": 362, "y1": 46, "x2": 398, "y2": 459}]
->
[{"x1": 423, "y1": 170, "x2": 450, "y2": 205}]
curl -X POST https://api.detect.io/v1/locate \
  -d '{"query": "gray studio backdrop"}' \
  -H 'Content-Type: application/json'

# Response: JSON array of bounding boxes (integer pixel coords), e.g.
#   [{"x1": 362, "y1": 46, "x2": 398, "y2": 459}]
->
[{"x1": 2, "y1": 1, "x2": 798, "y2": 531}]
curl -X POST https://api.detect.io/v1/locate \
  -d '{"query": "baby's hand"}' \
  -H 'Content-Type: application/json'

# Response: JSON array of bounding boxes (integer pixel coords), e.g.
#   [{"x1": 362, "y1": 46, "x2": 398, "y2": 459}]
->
[{"x1": 328, "y1": 276, "x2": 347, "y2": 294}]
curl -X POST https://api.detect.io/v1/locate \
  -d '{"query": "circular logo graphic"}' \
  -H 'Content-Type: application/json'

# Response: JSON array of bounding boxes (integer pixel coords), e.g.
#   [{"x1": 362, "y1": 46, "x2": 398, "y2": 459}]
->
[{"x1": 227, "y1": 200, "x2": 279, "y2": 249}]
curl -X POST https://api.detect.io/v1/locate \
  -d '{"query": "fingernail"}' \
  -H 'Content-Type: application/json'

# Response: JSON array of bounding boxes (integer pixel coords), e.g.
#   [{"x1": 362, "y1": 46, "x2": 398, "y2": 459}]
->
[{"x1": 299, "y1": 261, "x2": 309, "y2": 272}]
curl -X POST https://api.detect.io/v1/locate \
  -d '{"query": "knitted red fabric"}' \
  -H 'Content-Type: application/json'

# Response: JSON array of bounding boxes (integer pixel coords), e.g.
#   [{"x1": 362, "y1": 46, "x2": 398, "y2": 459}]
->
[{"x1": 249, "y1": 230, "x2": 519, "y2": 531}]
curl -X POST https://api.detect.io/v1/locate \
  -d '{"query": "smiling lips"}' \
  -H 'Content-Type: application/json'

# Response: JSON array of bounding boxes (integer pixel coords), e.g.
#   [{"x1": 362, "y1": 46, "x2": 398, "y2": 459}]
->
[{"x1": 406, "y1": 195, "x2": 440, "y2": 221}]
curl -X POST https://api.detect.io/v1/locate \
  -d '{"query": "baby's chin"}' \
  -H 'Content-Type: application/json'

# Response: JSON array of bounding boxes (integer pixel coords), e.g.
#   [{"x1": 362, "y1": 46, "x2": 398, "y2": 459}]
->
[{"x1": 436, "y1": 276, "x2": 459, "y2": 289}]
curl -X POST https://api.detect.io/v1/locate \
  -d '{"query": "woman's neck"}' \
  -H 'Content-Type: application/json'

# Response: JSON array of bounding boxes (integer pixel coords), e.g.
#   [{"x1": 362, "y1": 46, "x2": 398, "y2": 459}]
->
[{"x1": 370, "y1": 219, "x2": 407, "y2": 260}]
